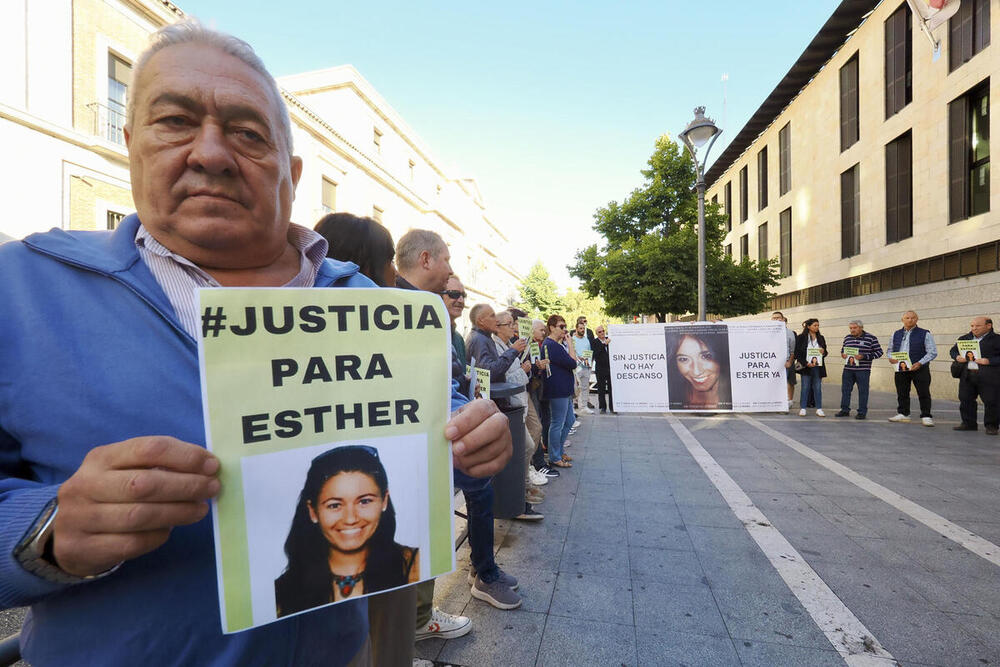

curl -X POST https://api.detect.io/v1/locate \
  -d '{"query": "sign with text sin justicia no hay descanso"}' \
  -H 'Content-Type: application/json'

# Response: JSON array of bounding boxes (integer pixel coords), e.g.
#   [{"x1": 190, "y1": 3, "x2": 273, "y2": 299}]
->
[
  {"x1": 198, "y1": 288, "x2": 453, "y2": 633},
  {"x1": 608, "y1": 321, "x2": 788, "y2": 413}
]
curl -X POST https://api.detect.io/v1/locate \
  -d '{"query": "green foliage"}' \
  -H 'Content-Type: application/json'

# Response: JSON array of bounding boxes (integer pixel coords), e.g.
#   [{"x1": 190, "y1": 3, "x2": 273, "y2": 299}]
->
[
  {"x1": 516, "y1": 261, "x2": 563, "y2": 320},
  {"x1": 514, "y1": 261, "x2": 621, "y2": 326},
  {"x1": 570, "y1": 134, "x2": 780, "y2": 320}
]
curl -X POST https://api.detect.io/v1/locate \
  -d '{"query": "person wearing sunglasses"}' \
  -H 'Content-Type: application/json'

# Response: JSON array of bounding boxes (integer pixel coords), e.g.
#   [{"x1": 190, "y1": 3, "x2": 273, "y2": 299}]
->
[
  {"x1": 275, "y1": 445, "x2": 418, "y2": 617},
  {"x1": 542, "y1": 315, "x2": 577, "y2": 468}
]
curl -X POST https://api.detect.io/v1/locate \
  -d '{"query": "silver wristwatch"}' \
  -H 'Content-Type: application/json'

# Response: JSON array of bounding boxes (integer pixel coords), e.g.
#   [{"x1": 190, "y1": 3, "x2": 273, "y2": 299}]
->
[{"x1": 13, "y1": 498, "x2": 121, "y2": 584}]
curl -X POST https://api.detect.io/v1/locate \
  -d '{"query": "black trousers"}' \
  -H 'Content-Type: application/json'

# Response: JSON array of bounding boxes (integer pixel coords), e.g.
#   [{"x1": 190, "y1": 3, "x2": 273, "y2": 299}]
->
[
  {"x1": 595, "y1": 367, "x2": 613, "y2": 411},
  {"x1": 958, "y1": 371, "x2": 1000, "y2": 429},
  {"x1": 894, "y1": 364, "x2": 932, "y2": 418}
]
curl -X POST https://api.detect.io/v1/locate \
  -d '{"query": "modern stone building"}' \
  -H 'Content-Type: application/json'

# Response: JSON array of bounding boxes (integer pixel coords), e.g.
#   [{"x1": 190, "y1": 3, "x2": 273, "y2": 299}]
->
[
  {"x1": 0, "y1": 0, "x2": 520, "y2": 312},
  {"x1": 706, "y1": 0, "x2": 998, "y2": 395}
]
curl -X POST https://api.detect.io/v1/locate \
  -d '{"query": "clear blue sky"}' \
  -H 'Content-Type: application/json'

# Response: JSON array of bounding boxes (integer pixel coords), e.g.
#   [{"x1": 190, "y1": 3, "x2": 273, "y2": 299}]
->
[{"x1": 179, "y1": 0, "x2": 842, "y2": 288}]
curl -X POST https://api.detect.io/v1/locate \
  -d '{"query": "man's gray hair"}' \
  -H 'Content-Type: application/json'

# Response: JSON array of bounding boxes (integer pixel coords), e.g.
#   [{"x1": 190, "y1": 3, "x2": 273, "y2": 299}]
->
[
  {"x1": 469, "y1": 303, "x2": 493, "y2": 328},
  {"x1": 532, "y1": 318, "x2": 545, "y2": 329},
  {"x1": 128, "y1": 18, "x2": 294, "y2": 153},
  {"x1": 848, "y1": 319, "x2": 863, "y2": 328},
  {"x1": 396, "y1": 229, "x2": 447, "y2": 271}
]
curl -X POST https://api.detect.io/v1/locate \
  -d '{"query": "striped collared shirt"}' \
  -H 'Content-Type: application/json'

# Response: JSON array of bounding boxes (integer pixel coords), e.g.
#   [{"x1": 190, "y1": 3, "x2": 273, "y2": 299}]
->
[
  {"x1": 840, "y1": 331, "x2": 884, "y2": 371},
  {"x1": 135, "y1": 223, "x2": 329, "y2": 339}
]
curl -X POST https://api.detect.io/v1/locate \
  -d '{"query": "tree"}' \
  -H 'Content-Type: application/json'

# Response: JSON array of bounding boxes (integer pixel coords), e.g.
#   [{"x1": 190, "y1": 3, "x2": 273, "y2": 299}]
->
[
  {"x1": 570, "y1": 134, "x2": 779, "y2": 321},
  {"x1": 560, "y1": 289, "x2": 623, "y2": 329},
  {"x1": 516, "y1": 261, "x2": 563, "y2": 320}
]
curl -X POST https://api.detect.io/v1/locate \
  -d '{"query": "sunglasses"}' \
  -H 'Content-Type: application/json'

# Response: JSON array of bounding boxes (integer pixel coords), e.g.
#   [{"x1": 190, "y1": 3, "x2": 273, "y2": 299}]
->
[
  {"x1": 441, "y1": 290, "x2": 467, "y2": 299},
  {"x1": 497, "y1": 321, "x2": 513, "y2": 327},
  {"x1": 557, "y1": 324, "x2": 567, "y2": 329}
]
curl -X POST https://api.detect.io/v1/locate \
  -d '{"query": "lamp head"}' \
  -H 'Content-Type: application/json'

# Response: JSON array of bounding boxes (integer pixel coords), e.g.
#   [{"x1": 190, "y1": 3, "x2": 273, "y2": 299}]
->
[{"x1": 680, "y1": 106, "x2": 720, "y2": 150}]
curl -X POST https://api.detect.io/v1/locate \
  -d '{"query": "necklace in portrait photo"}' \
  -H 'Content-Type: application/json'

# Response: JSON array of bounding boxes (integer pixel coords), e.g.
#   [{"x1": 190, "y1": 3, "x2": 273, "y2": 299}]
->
[{"x1": 332, "y1": 571, "x2": 365, "y2": 597}]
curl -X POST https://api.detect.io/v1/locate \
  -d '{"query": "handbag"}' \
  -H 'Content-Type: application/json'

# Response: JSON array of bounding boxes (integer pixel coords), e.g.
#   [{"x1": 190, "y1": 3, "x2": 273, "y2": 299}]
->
[{"x1": 951, "y1": 360, "x2": 965, "y2": 379}]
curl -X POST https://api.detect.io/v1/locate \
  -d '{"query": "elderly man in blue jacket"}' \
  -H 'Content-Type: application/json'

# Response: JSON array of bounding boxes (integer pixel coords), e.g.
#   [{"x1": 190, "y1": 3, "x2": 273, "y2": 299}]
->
[{"x1": 0, "y1": 20, "x2": 510, "y2": 666}]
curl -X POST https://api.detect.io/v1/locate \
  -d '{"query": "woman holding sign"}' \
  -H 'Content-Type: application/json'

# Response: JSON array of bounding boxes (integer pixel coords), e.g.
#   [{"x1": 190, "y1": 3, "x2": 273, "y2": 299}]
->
[
  {"x1": 542, "y1": 315, "x2": 578, "y2": 468},
  {"x1": 794, "y1": 319, "x2": 828, "y2": 417},
  {"x1": 275, "y1": 445, "x2": 419, "y2": 617}
]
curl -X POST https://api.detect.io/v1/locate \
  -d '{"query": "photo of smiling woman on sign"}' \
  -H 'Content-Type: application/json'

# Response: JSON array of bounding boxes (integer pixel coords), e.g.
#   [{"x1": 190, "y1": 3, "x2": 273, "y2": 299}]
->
[
  {"x1": 274, "y1": 445, "x2": 419, "y2": 617},
  {"x1": 665, "y1": 325, "x2": 733, "y2": 410}
]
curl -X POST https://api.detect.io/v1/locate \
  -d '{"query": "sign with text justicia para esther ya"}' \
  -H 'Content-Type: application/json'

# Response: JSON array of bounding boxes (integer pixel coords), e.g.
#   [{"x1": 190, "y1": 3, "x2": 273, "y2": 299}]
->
[
  {"x1": 608, "y1": 321, "x2": 788, "y2": 412},
  {"x1": 198, "y1": 288, "x2": 454, "y2": 633}
]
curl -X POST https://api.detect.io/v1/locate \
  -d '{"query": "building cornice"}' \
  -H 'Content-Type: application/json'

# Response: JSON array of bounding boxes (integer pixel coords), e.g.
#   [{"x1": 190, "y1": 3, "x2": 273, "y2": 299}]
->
[{"x1": 705, "y1": 0, "x2": 880, "y2": 188}]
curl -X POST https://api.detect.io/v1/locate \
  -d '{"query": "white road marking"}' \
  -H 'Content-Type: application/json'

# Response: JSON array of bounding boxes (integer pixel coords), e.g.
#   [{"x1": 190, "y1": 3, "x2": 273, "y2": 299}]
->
[
  {"x1": 666, "y1": 415, "x2": 896, "y2": 666},
  {"x1": 740, "y1": 414, "x2": 1000, "y2": 568}
]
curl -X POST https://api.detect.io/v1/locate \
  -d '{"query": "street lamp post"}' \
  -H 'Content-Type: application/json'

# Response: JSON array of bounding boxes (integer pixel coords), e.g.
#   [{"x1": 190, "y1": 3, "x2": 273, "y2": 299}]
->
[{"x1": 679, "y1": 107, "x2": 721, "y2": 322}]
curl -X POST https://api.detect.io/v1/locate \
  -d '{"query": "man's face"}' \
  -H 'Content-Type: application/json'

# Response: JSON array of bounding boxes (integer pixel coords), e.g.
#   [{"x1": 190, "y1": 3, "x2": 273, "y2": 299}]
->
[
  {"x1": 848, "y1": 323, "x2": 862, "y2": 337},
  {"x1": 477, "y1": 307, "x2": 497, "y2": 334},
  {"x1": 441, "y1": 277, "x2": 465, "y2": 323},
  {"x1": 425, "y1": 245, "x2": 453, "y2": 293},
  {"x1": 576, "y1": 320, "x2": 586, "y2": 335},
  {"x1": 125, "y1": 43, "x2": 301, "y2": 270},
  {"x1": 771, "y1": 314, "x2": 785, "y2": 323},
  {"x1": 970, "y1": 317, "x2": 989, "y2": 337},
  {"x1": 901, "y1": 312, "x2": 918, "y2": 329},
  {"x1": 596, "y1": 327, "x2": 606, "y2": 339}
]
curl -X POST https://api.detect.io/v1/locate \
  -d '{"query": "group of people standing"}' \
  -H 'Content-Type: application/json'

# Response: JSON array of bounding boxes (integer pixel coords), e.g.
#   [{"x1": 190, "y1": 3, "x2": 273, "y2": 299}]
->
[{"x1": 772, "y1": 310, "x2": 999, "y2": 434}]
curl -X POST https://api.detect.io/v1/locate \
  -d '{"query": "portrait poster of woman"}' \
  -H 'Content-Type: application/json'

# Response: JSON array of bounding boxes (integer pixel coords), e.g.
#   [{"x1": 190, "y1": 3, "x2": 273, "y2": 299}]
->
[
  {"x1": 664, "y1": 324, "x2": 733, "y2": 410},
  {"x1": 239, "y1": 436, "x2": 432, "y2": 626}
]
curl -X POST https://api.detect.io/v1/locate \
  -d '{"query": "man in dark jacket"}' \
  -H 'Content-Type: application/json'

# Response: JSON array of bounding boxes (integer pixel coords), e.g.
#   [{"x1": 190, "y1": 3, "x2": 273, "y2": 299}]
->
[
  {"x1": 887, "y1": 310, "x2": 938, "y2": 426},
  {"x1": 949, "y1": 316, "x2": 1000, "y2": 435},
  {"x1": 593, "y1": 325, "x2": 613, "y2": 413},
  {"x1": 466, "y1": 303, "x2": 527, "y2": 383}
]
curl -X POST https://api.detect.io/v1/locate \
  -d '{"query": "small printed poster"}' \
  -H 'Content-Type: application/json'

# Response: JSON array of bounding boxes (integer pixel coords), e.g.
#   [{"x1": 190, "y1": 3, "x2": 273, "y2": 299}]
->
[
  {"x1": 806, "y1": 347, "x2": 824, "y2": 367},
  {"x1": 198, "y1": 288, "x2": 454, "y2": 634},
  {"x1": 466, "y1": 364, "x2": 491, "y2": 401},
  {"x1": 529, "y1": 341, "x2": 541, "y2": 362},
  {"x1": 890, "y1": 351, "x2": 912, "y2": 372},
  {"x1": 517, "y1": 319, "x2": 532, "y2": 340},
  {"x1": 843, "y1": 346, "x2": 860, "y2": 366},
  {"x1": 956, "y1": 340, "x2": 981, "y2": 362},
  {"x1": 581, "y1": 349, "x2": 593, "y2": 365}
]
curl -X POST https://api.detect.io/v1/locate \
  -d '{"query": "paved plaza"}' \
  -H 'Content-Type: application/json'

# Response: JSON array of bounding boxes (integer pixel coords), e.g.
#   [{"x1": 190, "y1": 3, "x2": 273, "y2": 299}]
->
[
  {"x1": 417, "y1": 387, "x2": 1000, "y2": 667},
  {"x1": 4, "y1": 386, "x2": 999, "y2": 666}
]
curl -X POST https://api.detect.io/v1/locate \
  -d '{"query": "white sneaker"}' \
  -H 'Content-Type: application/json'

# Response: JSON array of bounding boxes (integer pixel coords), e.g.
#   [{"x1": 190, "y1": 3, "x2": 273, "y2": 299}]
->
[
  {"x1": 572, "y1": 420, "x2": 581, "y2": 429},
  {"x1": 888, "y1": 413, "x2": 911, "y2": 423},
  {"x1": 582, "y1": 407, "x2": 594, "y2": 414},
  {"x1": 528, "y1": 468, "x2": 549, "y2": 486},
  {"x1": 798, "y1": 409, "x2": 807, "y2": 416},
  {"x1": 415, "y1": 607, "x2": 472, "y2": 641},
  {"x1": 816, "y1": 409, "x2": 826, "y2": 417},
  {"x1": 788, "y1": 399, "x2": 794, "y2": 409},
  {"x1": 921, "y1": 417, "x2": 935, "y2": 427}
]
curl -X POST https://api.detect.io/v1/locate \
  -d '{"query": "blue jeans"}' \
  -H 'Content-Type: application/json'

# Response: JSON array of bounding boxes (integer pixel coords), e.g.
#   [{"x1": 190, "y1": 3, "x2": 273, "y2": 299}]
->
[
  {"x1": 453, "y1": 471, "x2": 499, "y2": 583},
  {"x1": 840, "y1": 369, "x2": 870, "y2": 415},
  {"x1": 547, "y1": 397, "x2": 574, "y2": 463},
  {"x1": 800, "y1": 367, "x2": 823, "y2": 409}
]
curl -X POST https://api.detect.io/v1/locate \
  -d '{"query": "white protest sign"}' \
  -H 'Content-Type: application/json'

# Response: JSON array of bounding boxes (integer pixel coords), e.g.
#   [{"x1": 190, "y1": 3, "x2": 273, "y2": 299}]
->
[{"x1": 608, "y1": 321, "x2": 787, "y2": 412}]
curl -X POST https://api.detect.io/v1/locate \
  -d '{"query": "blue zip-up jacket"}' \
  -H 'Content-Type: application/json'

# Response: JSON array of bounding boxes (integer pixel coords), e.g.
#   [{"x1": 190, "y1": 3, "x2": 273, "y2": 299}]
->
[{"x1": 0, "y1": 216, "x2": 464, "y2": 665}]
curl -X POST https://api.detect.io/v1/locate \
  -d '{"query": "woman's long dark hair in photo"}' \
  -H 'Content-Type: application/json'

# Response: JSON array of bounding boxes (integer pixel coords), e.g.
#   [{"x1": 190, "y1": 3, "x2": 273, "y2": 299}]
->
[
  {"x1": 275, "y1": 446, "x2": 409, "y2": 617},
  {"x1": 314, "y1": 212, "x2": 396, "y2": 286}
]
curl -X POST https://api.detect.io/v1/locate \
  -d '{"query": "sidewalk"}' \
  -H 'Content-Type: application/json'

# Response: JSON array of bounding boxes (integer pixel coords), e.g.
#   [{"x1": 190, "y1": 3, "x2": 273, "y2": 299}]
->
[{"x1": 415, "y1": 384, "x2": 998, "y2": 666}]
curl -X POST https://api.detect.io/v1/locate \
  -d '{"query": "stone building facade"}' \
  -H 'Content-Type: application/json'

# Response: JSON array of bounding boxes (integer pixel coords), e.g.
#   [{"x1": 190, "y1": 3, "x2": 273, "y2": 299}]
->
[{"x1": 706, "y1": 0, "x2": 998, "y2": 396}]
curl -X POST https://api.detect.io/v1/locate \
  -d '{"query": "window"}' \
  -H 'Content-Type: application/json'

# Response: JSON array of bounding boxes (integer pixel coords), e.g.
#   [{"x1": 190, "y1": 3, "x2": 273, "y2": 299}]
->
[
  {"x1": 106, "y1": 211, "x2": 125, "y2": 230},
  {"x1": 724, "y1": 182, "x2": 733, "y2": 231},
  {"x1": 373, "y1": 127, "x2": 383, "y2": 153},
  {"x1": 724, "y1": 243, "x2": 732, "y2": 258},
  {"x1": 757, "y1": 147, "x2": 768, "y2": 210},
  {"x1": 779, "y1": 123, "x2": 791, "y2": 195},
  {"x1": 885, "y1": 4, "x2": 912, "y2": 119},
  {"x1": 840, "y1": 53, "x2": 859, "y2": 151},
  {"x1": 740, "y1": 233, "x2": 749, "y2": 261},
  {"x1": 372, "y1": 205, "x2": 384, "y2": 223},
  {"x1": 950, "y1": 0, "x2": 990, "y2": 71},
  {"x1": 711, "y1": 194, "x2": 718, "y2": 206},
  {"x1": 841, "y1": 164, "x2": 861, "y2": 258},
  {"x1": 739, "y1": 166, "x2": 749, "y2": 222},
  {"x1": 107, "y1": 53, "x2": 131, "y2": 145},
  {"x1": 779, "y1": 208, "x2": 792, "y2": 277},
  {"x1": 321, "y1": 177, "x2": 337, "y2": 214},
  {"x1": 757, "y1": 222, "x2": 768, "y2": 263},
  {"x1": 885, "y1": 131, "x2": 913, "y2": 243},
  {"x1": 950, "y1": 82, "x2": 990, "y2": 222}
]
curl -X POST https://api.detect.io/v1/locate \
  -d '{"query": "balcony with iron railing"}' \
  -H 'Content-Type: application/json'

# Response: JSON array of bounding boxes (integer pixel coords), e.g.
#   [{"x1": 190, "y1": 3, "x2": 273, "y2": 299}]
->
[{"x1": 86, "y1": 101, "x2": 127, "y2": 146}]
